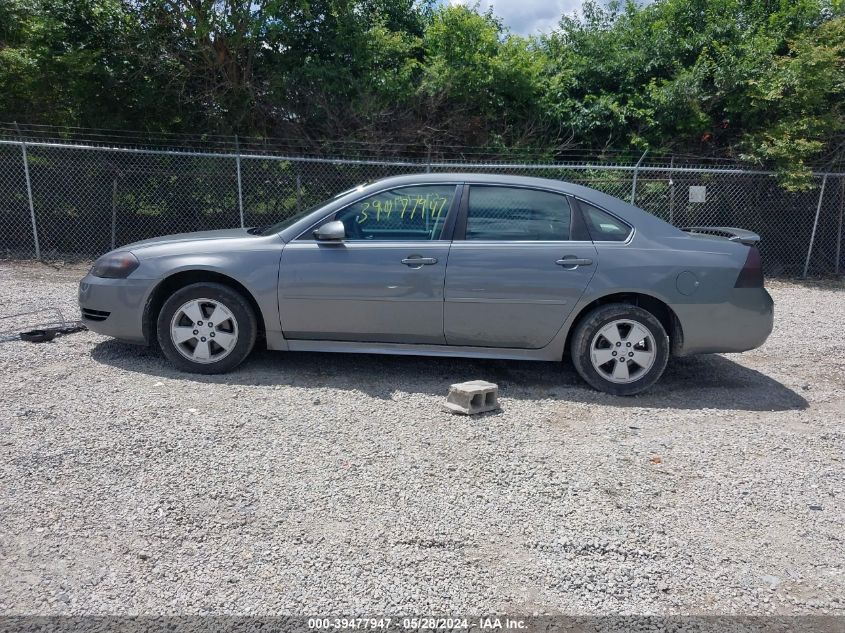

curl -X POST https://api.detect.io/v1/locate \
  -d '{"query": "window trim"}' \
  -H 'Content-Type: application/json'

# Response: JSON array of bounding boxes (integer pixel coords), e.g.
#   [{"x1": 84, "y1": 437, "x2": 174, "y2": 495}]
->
[
  {"x1": 293, "y1": 183, "x2": 463, "y2": 242},
  {"x1": 454, "y1": 184, "x2": 584, "y2": 243},
  {"x1": 570, "y1": 196, "x2": 635, "y2": 244}
]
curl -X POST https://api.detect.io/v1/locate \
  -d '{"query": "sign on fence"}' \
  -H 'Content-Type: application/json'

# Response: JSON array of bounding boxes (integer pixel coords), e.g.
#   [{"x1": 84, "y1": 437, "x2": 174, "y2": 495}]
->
[{"x1": 688, "y1": 186, "x2": 706, "y2": 203}]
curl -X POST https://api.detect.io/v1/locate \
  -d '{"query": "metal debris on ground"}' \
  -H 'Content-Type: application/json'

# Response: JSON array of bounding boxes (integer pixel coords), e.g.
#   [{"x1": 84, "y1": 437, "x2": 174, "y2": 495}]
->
[{"x1": 0, "y1": 307, "x2": 85, "y2": 343}]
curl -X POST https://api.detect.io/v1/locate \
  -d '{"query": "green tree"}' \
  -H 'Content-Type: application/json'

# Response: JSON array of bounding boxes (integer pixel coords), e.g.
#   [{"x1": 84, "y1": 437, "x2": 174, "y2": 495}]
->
[
  {"x1": 418, "y1": 5, "x2": 549, "y2": 149},
  {"x1": 541, "y1": 0, "x2": 844, "y2": 175},
  {"x1": 0, "y1": 0, "x2": 135, "y2": 128},
  {"x1": 1, "y1": 0, "x2": 844, "y2": 178},
  {"x1": 743, "y1": 15, "x2": 845, "y2": 187}
]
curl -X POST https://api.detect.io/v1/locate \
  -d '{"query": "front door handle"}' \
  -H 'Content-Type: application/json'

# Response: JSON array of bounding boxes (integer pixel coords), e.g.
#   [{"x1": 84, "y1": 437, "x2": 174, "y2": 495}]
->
[
  {"x1": 556, "y1": 256, "x2": 593, "y2": 268},
  {"x1": 401, "y1": 256, "x2": 438, "y2": 267}
]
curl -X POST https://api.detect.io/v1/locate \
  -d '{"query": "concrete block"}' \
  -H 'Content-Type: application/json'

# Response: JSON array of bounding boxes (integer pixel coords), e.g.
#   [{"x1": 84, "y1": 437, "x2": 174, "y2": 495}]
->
[{"x1": 443, "y1": 380, "x2": 499, "y2": 415}]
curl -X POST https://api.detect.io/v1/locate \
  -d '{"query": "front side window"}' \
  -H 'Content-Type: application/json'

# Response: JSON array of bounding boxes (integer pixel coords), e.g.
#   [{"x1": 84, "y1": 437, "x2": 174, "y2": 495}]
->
[
  {"x1": 579, "y1": 201, "x2": 632, "y2": 242},
  {"x1": 465, "y1": 186, "x2": 571, "y2": 241},
  {"x1": 332, "y1": 185, "x2": 456, "y2": 241}
]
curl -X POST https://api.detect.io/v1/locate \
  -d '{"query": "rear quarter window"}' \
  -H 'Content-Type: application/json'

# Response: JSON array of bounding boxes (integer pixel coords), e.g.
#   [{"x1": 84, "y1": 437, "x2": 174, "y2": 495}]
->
[{"x1": 580, "y1": 201, "x2": 632, "y2": 242}]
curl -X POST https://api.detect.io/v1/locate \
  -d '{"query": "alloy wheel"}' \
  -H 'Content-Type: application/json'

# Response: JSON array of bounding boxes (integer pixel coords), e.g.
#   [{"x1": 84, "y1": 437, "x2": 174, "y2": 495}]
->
[
  {"x1": 589, "y1": 319, "x2": 656, "y2": 384},
  {"x1": 169, "y1": 298, "x2": 239, "y2": 364}
]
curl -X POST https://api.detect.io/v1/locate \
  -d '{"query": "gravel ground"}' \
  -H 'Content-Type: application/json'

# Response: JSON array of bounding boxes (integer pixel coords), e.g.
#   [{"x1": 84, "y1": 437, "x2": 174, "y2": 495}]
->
[{"x1": 0, "y1": 260, "x2": 843, "y2": 616}]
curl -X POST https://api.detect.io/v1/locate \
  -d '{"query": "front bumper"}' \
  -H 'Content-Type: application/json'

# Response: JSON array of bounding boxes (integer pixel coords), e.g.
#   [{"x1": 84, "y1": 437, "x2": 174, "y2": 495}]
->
[
  {"x1": 78, "y1": 274, "x2": 155, "y2": 344},
  {"x1": 674, "y1": 287, "x2": 774, "y2": 355}
]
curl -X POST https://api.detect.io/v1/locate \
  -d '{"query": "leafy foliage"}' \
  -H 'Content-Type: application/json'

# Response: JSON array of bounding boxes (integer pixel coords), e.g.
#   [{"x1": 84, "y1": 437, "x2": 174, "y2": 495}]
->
[{"x1": 1, "y1": 0, "x2": 843, "y2": 184}]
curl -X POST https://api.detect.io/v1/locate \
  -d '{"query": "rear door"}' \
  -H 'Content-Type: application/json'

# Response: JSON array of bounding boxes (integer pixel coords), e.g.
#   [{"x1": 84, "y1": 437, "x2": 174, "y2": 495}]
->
[
  {"x1": 278, "y1": 184, "x2": 458, "y2": 344},
  {"x1": 444, "y1": 185, "x2": 597, "y2": 348}
]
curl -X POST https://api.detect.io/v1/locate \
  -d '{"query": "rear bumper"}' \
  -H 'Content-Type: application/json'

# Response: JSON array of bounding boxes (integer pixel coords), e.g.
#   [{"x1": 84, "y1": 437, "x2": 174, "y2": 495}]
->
[
  {"x1": 674, "y1": 287, "x2": 774, "y2": 355},
  {"x1": 78, "y1": 274, "x2": 154, "y2": 344}
]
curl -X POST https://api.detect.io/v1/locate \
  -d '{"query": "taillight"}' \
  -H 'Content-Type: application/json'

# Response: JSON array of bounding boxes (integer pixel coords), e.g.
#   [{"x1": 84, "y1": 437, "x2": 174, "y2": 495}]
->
[{"x1": 735, "y1": 246, "x2": 764, "y2": 288}]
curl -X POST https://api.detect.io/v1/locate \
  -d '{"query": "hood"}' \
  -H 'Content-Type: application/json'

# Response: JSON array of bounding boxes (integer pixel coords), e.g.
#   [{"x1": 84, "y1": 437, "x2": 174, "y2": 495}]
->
[{"x1": 123, "y1": 228, "x2": 255, "y2": 253}]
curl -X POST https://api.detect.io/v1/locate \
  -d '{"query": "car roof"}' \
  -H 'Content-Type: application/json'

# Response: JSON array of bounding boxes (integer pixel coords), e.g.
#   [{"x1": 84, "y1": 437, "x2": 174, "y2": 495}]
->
[{"x1": 362, "y1": 172, "x2": 588, "y2": 194}]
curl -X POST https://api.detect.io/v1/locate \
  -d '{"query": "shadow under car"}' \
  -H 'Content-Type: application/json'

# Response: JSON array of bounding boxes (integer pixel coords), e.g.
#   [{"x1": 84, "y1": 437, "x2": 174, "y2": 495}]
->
[{"x1": 90, "y1": 341, "x2": 808, "y2": 413}]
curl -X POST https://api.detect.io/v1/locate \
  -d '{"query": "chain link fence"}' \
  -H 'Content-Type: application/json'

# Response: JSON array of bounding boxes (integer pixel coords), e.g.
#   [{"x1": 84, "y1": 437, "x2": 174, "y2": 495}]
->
[{"x1": 1, "y1": 137, "x2": 843, "y2": 276}]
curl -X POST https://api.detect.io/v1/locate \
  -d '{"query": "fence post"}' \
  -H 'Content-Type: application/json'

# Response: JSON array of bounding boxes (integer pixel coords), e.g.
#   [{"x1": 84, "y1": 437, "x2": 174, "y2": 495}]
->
[
  {"x1": 803, "y1": 174, "x2": 828, "y2": 278},
  {"x1": 19, "y1": 138, "x2": 41, "y2": 260},
  {"x1": 235, "y1": 135, "x2": 245, "y2": 228},
  {"x1": 668, "y1": 155, "x2": 675, "y2": 225},
  {"x1": 836, "y1": 176, "x2": 844, "y2": 276},
  {"x1": 295, "y1": 164, "x2": 302, "y2": 212},
  {"x1": 110, "y1": 177, "x2": 118, "y2": 250},
  {"x1": 630, "y1": 149, "x2": 648, "y2": 205}
]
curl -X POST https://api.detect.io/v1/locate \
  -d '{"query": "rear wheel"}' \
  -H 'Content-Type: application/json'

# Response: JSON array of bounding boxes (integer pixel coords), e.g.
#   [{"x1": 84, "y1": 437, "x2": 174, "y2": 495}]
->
[
  {"x1": 157, "y1": 282, "x2": 257, "y2": 374},
  {"x1": 570, "y1": 303, "x2": 669, "y2": 396}
]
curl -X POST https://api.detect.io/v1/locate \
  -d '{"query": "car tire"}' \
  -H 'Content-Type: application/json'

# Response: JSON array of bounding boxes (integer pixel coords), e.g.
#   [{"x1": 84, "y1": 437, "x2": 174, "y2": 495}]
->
[
  {"x1": 157, "y1": 282, "x2": 257, "y2": 374},
  {"x1": 570, "y1": 303, "x2": 669, "y2": 396}
]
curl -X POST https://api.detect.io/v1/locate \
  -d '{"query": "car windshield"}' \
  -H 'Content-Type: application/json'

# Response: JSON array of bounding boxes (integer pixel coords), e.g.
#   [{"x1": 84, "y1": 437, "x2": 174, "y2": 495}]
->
[{"x1": 254, "y1": 184, "x2": 367, "y2": 235}]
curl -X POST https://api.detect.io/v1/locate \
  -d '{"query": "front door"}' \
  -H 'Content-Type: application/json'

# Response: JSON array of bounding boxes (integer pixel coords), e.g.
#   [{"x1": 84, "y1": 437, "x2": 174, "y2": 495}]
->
[
  {"x1": 444, "y1": 185, "x2": 597, "y2": 348},
  {"x1": 278, "y1": 184, "x2": 459, "y2": 344}
]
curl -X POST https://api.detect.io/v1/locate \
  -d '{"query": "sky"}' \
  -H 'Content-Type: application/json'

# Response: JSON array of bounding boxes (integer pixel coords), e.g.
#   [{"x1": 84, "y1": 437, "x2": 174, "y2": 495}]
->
[{"x1": 446, "y1": 0, "x2": 586, "y2": 36}]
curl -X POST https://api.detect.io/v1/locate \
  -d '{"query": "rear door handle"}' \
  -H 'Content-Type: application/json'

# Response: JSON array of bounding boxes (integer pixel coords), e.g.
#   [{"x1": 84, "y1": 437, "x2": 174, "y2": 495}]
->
[
  {"x1": 401, "y1": 256, "x2": 438, "y2": 267},
  {"x1": 556, "y1": 257, "x2": 593, "y2": 268}
]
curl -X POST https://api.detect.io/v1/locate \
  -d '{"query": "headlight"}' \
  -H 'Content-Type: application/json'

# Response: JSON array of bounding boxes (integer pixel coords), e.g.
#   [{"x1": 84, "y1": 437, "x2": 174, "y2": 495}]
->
[{"x1": 90, "y1": 251, "x2": 140, "y2": 278}]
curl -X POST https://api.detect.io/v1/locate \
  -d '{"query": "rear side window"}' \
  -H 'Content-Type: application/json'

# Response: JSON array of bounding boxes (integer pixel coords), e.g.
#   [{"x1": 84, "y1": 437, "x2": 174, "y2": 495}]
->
[
  {"x1": 580, "y1": 201, "x2": 632, "y2": 242},
  {"x1": 465, "y1": 186, "x2": 571, "y2": 241}
]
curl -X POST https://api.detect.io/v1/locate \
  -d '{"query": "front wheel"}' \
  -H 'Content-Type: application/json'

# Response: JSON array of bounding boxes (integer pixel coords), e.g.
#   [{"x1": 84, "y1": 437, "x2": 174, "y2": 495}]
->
[
  {"x1": 570, "y1": 303, "x2": 669, "y2": 396},
  {"x1": 157, "y1": 282, "x2": 257, "y2": 374}
]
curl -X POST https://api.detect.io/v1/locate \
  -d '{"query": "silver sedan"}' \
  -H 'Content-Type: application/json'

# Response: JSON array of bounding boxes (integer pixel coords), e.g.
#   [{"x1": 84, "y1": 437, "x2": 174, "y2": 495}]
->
[{"x1": 79, "y1": 174, "x2": 773, "y2": 395}]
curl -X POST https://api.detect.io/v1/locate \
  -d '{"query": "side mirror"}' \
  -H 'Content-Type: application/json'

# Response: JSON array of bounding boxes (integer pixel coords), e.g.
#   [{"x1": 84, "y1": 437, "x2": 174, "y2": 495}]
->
[{"x1": 314, "y1": 220, "x2": 345, "y2": 241}]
